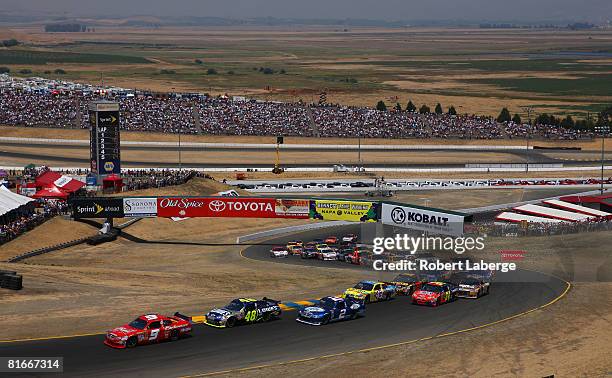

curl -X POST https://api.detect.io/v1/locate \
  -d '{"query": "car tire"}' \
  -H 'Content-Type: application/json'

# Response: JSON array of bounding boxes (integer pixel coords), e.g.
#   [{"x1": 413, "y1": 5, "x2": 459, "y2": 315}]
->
[
  {"x1": 263, "y1": 312, "x2": 271, "y2": 322},
  {"x1": 170, "y1": 330, "x2": 179, "y2": 342},
  {"x1": 126, "y1": 337, "x2": 137, "y2": 348},
  {"x1": 322, "y1": 315, "x2": 330, "y2": 325},
  {"x1": 364, "y1": 296, "x2": 371, "y2": 304},
  {"x1": 226, "y1": 317, "x2": 236, "y2": 328}
]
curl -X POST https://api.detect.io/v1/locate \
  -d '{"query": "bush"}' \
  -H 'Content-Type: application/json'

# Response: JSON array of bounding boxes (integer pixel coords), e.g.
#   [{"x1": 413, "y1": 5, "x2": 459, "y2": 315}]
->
[
  {"x1": 448, "y1": 106, "x2": 457, "y2": 115},
  {"x1": 2, "y1": 39, "x2": 19, "y2": 47},
  {"x1": 262, "y1": 67, "x2": 274, "y2": 74},
  {"x1": 207, "y1": 68, "x2": 217, "y2": 75},
  {"x1": 512, "y1": 113, "x2": 522, "y2": 124},
  {"x1": 0, "y1": 66, "x2": 10, "y2": 74},
  {"x1": 435, "y1": 103, "x2": 443, "y2": 114},
  {"x1": 227, "y1": 70, "x2": 235, "y2": 75},
  {"x1": 54, "y1": 68, "x2": 66, "y2": 74},
  {"x1": 18, "y1": 69, "x2": 32, "y2": 74},
  {"x1": 160, "y1": 69, "x2": 176, "y2": 74},
  {"x1": 406, "y1": 100, "x2": 416, "y2": 113},
  {"x1": 376, "y1": 100, "x2": 387, "y2": 111},
  {"x1": 194, "y1": 59, "x2": 203, "y2": 65},
  {"x1": 279, "y1": 68, "x2": 286, "y2": 74},
  {"x1": 419, "y1": 104, "x2": 430, "y2": 114}
]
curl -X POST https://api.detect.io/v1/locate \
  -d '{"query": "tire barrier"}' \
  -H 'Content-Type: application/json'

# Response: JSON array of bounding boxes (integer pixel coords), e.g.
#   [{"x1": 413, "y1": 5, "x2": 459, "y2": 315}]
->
[
  {"x1": 0, "y1": 271, "x2": 22, "y2": 290},
  {"x1": 86, "y1": 229, "x2": 119, "y2": 245}
]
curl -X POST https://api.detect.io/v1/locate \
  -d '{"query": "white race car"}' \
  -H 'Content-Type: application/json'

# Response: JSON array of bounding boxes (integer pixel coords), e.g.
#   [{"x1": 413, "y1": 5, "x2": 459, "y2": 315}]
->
[
  {"x1": 270, "y1": 246, "x2": 289, "y2": 258},
  {"x1": 317, "y1": 247, "x2": 337, "y2": 261}
]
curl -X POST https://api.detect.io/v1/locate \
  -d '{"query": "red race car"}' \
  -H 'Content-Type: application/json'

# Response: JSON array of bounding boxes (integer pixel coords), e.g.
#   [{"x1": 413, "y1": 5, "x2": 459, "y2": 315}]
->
[
  {"x1": 411, "y1": 282, "x2": 457, "y2": 306},
  {"x1": 104, "y1": 313, "x2": 192, "y2": 349},
  {"x1": 324, "y1": 236, "x2": 338, "y2": 245}
]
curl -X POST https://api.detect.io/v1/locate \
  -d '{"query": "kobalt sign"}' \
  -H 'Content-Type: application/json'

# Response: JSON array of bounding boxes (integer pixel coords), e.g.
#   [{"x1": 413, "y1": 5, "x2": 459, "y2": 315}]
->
[
  {"x1": 156, "y1": 197, "x2": 278, "y2": 218},
  {"x1": 381, "y1": 203, "x2": 465, "y2": 236}
]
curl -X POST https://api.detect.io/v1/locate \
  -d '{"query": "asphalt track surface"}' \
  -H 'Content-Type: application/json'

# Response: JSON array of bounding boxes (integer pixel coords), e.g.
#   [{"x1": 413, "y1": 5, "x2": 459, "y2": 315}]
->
[
  {"x1": 3, "y1": 142, "x2": 610, "y2": 168},
  {"x1": 0, "y1": 225, "x2": 569, "y2": 377}
]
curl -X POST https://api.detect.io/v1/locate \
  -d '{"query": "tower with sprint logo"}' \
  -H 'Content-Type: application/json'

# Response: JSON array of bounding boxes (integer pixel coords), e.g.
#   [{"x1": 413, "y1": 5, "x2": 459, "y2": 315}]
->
[{"x1": 89, "y1": 101, "x2": 121, "y2": 183}]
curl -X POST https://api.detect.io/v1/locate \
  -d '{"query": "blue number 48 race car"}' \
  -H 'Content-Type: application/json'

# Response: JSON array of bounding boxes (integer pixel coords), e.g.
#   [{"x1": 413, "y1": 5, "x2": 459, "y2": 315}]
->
[{"x1": 296, "y1": 296, "x2": 365, "y2": 326}]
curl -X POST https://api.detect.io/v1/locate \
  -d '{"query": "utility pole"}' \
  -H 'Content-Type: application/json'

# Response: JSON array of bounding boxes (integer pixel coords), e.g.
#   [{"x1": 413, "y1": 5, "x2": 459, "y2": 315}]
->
[
  {"x1": 178, "y1": 131, "x2": 182, "y2": 171},
  {"x1": 521, "y1": 106, "x2": 534, "y2": 173},
  {"x1": 595, "y1": 124, "x2": 610, "y2": 195}
]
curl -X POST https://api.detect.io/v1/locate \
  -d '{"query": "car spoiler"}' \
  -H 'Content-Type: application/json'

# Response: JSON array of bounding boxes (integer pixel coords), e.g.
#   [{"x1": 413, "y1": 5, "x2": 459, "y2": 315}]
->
[
  {"x1": 262, "y1": 297, "x2": 281, "y2": 305},
  {"x1": 173, "y1": 312, "x2": 206, "y2": 324}
]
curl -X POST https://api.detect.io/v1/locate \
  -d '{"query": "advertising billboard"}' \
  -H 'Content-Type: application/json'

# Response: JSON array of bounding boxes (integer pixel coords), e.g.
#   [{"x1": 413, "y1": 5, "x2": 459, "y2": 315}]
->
[
  {"x1": 274, "y1": 199, "x2": 309, "y2": 218},
  {"x1": 72, "y1": 198, "x2": 124, "y2": 219},
  {"x1": 156, "y1": 197, "x2": 291, "y2": 218},
  {"x1": 89, "y1": 102, "x2": 121, "y2": 176},
  {"x1": 380, "y1": 202, "x2": 465, "y2": 236},
  {"x1": 123, "y1": 197, "x2": 158, "y2": 217},
  {"x1": 309, "y1": 200, "x2": 378, "y2": 222}
]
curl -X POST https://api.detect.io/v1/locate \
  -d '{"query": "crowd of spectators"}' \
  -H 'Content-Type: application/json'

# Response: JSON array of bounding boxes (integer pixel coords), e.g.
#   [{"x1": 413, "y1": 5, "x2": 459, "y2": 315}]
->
[
  {"x1": 0, "y1": 200, "x2": 69, "y2": 245},
  {"x1": 121, "y1": 169, "x2": 207, "y2": 191},
  {"x1": 0, "y1": 74, "x2": 598, "y2": 140}
]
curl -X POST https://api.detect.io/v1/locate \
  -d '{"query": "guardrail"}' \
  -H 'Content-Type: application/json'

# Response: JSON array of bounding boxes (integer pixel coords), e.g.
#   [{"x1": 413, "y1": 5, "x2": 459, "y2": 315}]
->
[{"x1": 6, "y1": 237, "x2": 89, "y2": 263}]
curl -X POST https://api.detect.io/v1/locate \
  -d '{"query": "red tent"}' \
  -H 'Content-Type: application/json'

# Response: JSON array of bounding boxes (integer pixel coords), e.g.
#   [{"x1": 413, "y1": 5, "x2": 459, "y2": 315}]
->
[
  {"x1": 36, "y1": 171, "x2": 85, "y2": 193},
  {"x1": 32, "y1": 186, "x2": 69, "y2": 199},
  {"x1": 102, "y1": 174, "x2": 123, "y2": 193}
]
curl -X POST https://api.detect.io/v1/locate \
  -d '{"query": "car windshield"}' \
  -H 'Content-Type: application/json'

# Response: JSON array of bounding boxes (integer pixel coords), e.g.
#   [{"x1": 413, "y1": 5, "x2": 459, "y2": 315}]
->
[
  {"x1": 420, "y1": 284, "x2": 443, "y2": 293},
  {"x1": 128, "y1": 318, "x2": 147, "y2": 330},
  {"x1": 354, "y1": 282, "x2": 374, "y2": 290},
  {"x1": 225, "y1": 301, "x2": 244, "y2": 311},
  {"x1": 394, "y1": 275, "x2": 416, "y2": 283},
  {"x1": 319, "y1": 298, "x2": 338, "y2": 309}
]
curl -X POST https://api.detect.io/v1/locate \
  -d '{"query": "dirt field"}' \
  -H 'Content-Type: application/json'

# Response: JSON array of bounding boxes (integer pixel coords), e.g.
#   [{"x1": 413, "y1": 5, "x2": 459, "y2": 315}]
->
[{"x1": 2, "y1": 27, "x2": 612, "y2": 117}]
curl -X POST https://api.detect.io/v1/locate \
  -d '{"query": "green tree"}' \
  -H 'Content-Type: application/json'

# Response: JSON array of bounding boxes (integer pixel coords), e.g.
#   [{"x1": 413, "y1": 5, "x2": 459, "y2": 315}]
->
[
  {"x1": 512, "y1": 113, "x2": 522, "y2": 124},
  {"x1": 434, "y1": 103, "x2": 443, "y2": 114},
  {"x1": 376, "y1": 100, "x2": 387, "y2": 111},
  {"x1": 206, "y1": 68, "x2": 218, "y2": 75},
  {"x1": 497, "y1": 107, "x2": 511, "y2": 123},
  {"x1": 419, "y1": 104, "x2": 430, "y2": 114},
  {"x1": 406, "y1": 100, "x2": 417, "y2": 113},
  {"x1": 560, "y1": 115, "x2": 575, "y2": 128},
  {"x1": 394, "y1": 103, "x2": 402, "y2": 111},
  {"x1": 448, "y1": 106, "x2": 457, "y2": 115}
]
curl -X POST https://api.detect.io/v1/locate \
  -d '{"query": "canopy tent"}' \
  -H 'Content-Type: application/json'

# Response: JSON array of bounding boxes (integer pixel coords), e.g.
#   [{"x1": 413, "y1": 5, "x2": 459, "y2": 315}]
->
[
  {"x1": 0, "y1": 185, "x2": 35, "y2": 217},
  {"x1": 36, "y1": 171, "x2": 85, "y2": 193},
  {"x1": 102, "y1": 174, "x2": 123, "y2": 193},
  {"x1": 32, "y1": 186, "x2": 69, "y2": 200}
]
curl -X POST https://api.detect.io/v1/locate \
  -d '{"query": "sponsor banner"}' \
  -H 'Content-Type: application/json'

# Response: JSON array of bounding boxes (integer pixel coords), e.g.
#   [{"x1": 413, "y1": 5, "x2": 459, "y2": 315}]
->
[
  {"x1": 157, "y1": 197, "x2": 282, "y2": 218},
  {"x1": 53, "y1": 175, "x2": 72, "y2": 188},
  {"x1": 309, "y1": 200, "x2": 378, "y2": 222},
  {"x1": 381, "y1": 203, "x2": 464, "y2": 236},
  {"x1": 274, "y1": 199, "x2": 309, "y2": 219},
  {"x1": 123, "y1": 197, "x2": 158, "y2": 217},
  {"x1": 72, "y1": 198, "x2": 124, "y2": 218},
  {"x1": 500, "y1": 250, "x2": 526, "y2": 261}
]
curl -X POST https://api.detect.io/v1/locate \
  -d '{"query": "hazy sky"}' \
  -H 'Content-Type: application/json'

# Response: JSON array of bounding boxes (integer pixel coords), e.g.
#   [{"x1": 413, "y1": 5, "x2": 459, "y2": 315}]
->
[{"x1": 2, "y1": 0, "x2": 610, "y2": 22}]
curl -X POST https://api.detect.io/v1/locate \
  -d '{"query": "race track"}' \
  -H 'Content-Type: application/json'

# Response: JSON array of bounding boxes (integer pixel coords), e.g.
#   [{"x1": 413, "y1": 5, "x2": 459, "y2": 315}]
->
[{"x1": 0, "y1": 225, "x2": 569, "y2": 377}]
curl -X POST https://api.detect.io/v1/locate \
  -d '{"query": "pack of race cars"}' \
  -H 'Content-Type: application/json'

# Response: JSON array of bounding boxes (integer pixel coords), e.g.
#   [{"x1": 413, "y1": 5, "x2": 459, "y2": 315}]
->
[
  {"x1": 104, "y1": 270, "x2": 491, "y2": 348},
  {"x1": 269, "y1": 234, "x2": 370, "y2": 264}
]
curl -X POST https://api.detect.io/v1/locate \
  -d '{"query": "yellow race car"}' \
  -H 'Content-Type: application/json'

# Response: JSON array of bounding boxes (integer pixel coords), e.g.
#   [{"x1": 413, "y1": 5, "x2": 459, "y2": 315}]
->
[{"x1": 342, "y1": 280, "x2": 396, "y2": 303}]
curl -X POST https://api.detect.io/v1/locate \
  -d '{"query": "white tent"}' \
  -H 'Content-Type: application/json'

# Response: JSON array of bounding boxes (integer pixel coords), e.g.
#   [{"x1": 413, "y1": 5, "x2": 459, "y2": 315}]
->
[{"x1": 0, "y1": 185, "x2": 34, "y2": 217}]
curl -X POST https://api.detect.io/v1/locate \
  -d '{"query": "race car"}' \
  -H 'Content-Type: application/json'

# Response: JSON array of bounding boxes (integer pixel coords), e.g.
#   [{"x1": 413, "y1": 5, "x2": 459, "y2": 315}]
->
[
  {"x1": 411, "y1": 282, "x2": 458, "y2": 306},
  {"x1": 203, "y1": 298, "x2": 282, "y2": 328},
  {"x1": 300, "y1": 246, "x2": 318, "y2": 259},
  {"x1": 315, "y1": 243, "x2": 329, "y2": 252},
  {"x1": 286, "y1": 241, "x2": 303, "y2": 255},
  {"x1": 316, "y1": 247, "x2": 337, "y2": 261},
  {"x1": 270, "y1": 246, "x2": 289, "y2": 258},
  {"x1": 296, "y1": 296, "x2": 365, "y2": 325},
  {"x1": 104, "y1": 313, "x2": 191, "y2": 349},
  {"x1": 342, "y1": 234, "x2": 358, "y2": 243},
  {"x1": 386, "y1": 273, "x2": 423, "y2": 296},
  {"x1": 454, "y1": 276, "x2": 490, "y2": 298},
  {"x1": 324, "y1": 236, "x2": 338, "y2": 245},
  {"x1": 343, "y1": 280, "x2": 396, "y2": 303}
]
